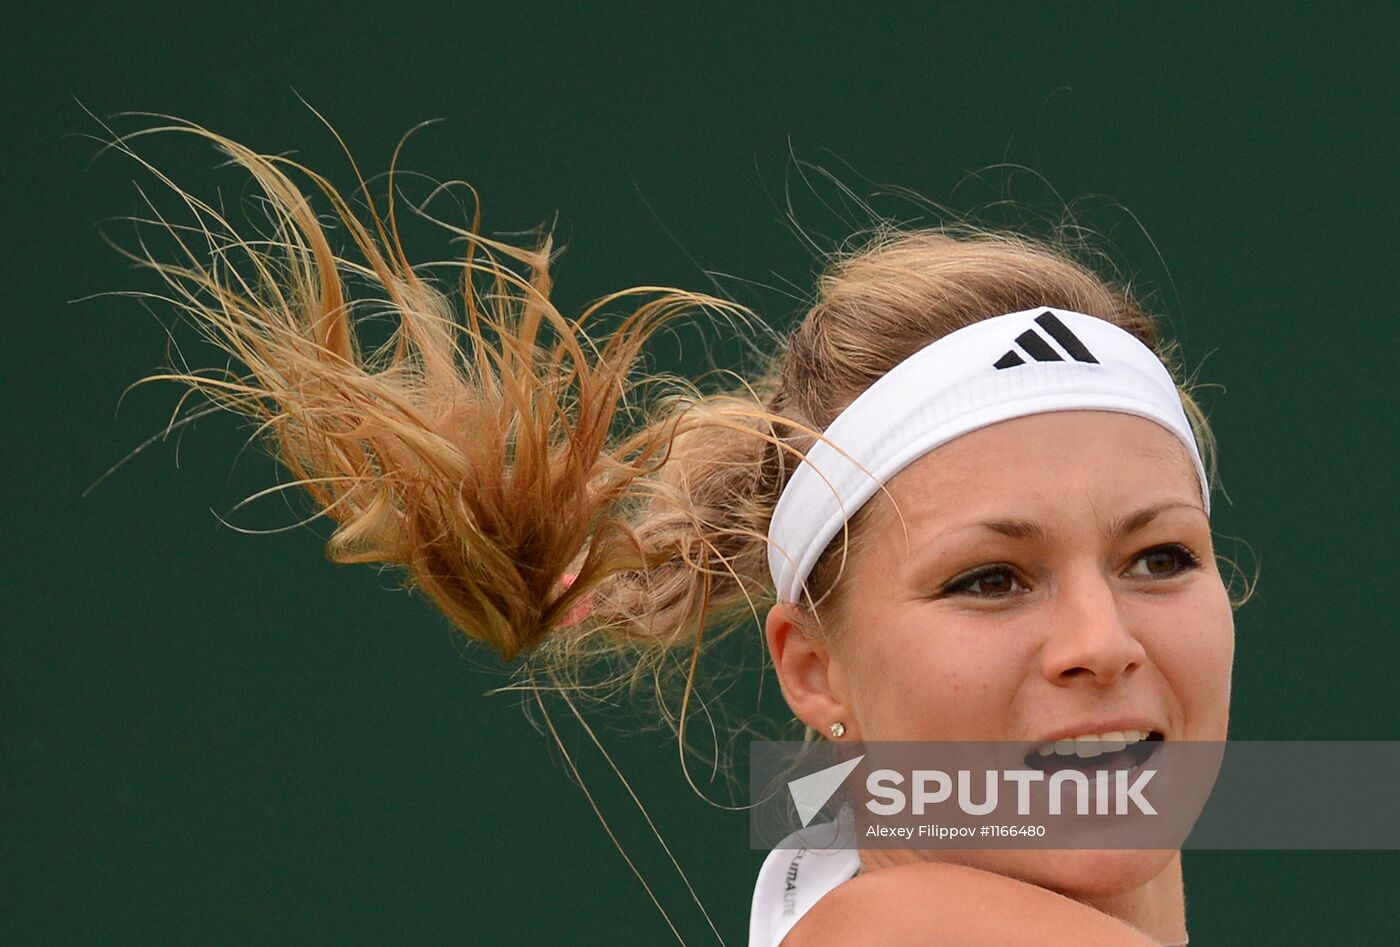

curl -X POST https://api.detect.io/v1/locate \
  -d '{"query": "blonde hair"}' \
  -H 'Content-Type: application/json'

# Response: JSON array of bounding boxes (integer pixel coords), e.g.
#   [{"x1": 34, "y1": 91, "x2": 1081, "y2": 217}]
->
[{"x1": 101, "y1": 118, "x2": 1219, "y2": 738}]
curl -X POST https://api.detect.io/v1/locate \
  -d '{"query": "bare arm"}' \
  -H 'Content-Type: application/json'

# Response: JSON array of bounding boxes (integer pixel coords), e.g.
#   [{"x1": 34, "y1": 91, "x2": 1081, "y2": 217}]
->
[{"x1": 782, "y1": 862, "x2": 1159, "y2": 947}]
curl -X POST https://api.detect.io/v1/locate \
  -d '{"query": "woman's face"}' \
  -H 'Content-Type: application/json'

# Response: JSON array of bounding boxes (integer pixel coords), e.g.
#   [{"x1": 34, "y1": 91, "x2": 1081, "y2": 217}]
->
[{"x1": 780, "y1": 410, "x2": 1235, "y2": 894}]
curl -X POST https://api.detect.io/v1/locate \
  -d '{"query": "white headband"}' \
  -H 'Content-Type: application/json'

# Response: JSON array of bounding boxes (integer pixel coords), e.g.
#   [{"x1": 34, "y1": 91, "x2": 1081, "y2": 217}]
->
[{"x1": 766, "y1": 307, "x2": 1209, "y2": 604}]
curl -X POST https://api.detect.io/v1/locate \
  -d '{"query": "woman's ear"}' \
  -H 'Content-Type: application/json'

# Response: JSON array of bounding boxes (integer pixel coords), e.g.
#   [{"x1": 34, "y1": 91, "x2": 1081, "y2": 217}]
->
[{"x1": 765, "y1": 602, "x2": 856, "y2": 738}]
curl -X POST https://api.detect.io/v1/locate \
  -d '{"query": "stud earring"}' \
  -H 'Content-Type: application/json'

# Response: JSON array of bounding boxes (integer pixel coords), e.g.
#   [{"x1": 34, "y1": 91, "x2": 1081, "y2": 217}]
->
[{"x1": 828, "y1": 721, "x2": 846, "y2": 739}]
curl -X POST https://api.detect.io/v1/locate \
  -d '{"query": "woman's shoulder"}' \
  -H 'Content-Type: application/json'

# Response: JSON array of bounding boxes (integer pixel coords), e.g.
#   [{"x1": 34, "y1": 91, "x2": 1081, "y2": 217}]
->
[{"x1": 781, "y1": 861, "x2": 1159, "y2": 947}]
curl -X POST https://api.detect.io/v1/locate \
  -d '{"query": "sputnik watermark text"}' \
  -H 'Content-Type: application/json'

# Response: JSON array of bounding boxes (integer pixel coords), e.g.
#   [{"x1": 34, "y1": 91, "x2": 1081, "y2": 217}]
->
[{"x1": 865, "y1": 767, "x2": 1156, "y2": 817}]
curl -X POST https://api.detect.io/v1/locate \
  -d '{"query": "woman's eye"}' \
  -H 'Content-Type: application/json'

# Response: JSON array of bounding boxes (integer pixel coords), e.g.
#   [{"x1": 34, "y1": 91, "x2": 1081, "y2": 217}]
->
[
  {"x1": 1125, "y1": 544, "x2": 1200, "y2": 579},
  {"x1": 943, "y1": 566, "x2": 1027, "y2": 598}
]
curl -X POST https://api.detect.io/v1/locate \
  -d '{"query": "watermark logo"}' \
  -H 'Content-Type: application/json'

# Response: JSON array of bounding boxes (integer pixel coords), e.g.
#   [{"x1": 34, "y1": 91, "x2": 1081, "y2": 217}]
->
[
  {"x1": 788, "y1": 755, "x2": 865, "y2": 827},
  {"x1": 866, "y1": 766, "x2": 1157, "y2": 817},
  {"x1": 754, "y1": 740, "x2": 1215, "y2": 851},
  {"x1": 751, "y1": 741, "x2": 1400, "y2": 851}
]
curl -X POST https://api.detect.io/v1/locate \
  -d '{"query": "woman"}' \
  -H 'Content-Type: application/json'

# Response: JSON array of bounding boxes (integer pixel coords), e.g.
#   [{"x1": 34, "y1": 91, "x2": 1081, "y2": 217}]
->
[
  {"x1": 105, "y1": 119, "x2": 1233, "y2": 945},
  {"x1": 750, "y1": 324, "x2": 1228, "y2": 945}
]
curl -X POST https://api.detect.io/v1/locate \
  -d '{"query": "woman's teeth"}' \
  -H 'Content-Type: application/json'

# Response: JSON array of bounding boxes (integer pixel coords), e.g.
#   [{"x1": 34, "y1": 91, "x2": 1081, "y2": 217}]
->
[{"x1": 1036, "y1": 730, "x2": 1152, "y2": 759}]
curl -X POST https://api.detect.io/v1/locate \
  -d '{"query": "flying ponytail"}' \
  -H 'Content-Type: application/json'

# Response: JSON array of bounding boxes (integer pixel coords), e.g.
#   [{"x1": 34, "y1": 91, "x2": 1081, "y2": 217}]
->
[{"x1": 106, "y1": 117, "x2": 786, "y2": 692}]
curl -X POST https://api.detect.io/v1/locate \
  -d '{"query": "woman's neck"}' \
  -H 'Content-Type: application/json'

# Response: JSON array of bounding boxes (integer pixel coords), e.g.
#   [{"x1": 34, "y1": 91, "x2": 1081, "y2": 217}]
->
[{"x1": 1078, "y1": 852, "x2": 1187, "y2": 946}]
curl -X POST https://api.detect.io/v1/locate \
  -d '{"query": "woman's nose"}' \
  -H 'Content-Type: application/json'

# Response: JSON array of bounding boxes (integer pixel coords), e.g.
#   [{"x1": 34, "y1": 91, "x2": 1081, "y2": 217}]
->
[{"x1": 1039, "y1": 569, "x2": 1147, "y2": 686}]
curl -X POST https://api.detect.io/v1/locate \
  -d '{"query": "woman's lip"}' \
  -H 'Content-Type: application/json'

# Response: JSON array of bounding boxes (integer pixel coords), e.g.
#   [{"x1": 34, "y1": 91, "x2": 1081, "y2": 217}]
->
[{"x1": 1030, "y1": 720, "x2": 1166, "y2": 745}]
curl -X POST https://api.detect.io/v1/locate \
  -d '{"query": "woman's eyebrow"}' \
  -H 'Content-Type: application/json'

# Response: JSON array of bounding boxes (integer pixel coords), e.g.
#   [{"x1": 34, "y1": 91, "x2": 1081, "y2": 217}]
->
[
  {"x1": 980, "y1": 519, "x2": 1045, "y2": 540},
  {"x1": 1107, "y1": 501, "x2": 1203, "y2": 540},
  {"x1": 904, "y1": 499, "x2": 1204, "y2": 572},
  {"x1": 938, "y1": 499, "x2": 1203, "y2": 544}
]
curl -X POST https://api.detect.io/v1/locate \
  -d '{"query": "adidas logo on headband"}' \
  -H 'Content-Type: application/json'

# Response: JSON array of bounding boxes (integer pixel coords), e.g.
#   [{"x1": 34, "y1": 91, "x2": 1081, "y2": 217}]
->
[{"x1": 992, "y1": 311, "x2": 1100, "y2": 370}]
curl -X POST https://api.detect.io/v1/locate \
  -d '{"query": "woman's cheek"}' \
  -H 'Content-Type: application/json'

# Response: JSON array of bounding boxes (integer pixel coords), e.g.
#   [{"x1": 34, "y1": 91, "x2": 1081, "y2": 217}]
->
[
  {"x1": 846, "y1": 615, "x2": 952, "y2": 736},
  {"x1": 1141, "y1": 588, "x2": 1234, "y2": 738}
]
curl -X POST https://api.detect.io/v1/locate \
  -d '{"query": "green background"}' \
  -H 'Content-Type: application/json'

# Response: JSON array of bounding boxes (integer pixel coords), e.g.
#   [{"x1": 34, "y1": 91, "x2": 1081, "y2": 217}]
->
[{"x1": 7, "y1": 3, "x2": 1397, "y2": 943}]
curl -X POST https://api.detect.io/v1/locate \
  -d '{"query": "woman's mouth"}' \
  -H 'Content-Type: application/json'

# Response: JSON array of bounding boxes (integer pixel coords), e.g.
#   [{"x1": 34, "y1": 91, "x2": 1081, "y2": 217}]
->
[{"x1": 1023, "y1": 729, "x2": 1164, "y2": 774}]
